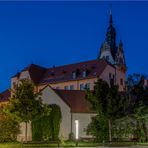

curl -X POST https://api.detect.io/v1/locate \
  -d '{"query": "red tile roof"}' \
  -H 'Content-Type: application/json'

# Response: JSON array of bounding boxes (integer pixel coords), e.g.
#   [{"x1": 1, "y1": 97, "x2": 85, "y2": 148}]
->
[
  {"x1": 54, "y1": 89, "x2": 95, "y2": 113},
  {"x1": 23, "y1": 64, "x2": 47, "y2": 85},
  {"x1": 40, "y1": 59, "x2": 111, "y2": 85},
  {"x1": 0, "y1": 89, "x2": 10, "y2": 102},
  {"x1": 12, "y1": 59, "x2": 113, "y2": 86}
]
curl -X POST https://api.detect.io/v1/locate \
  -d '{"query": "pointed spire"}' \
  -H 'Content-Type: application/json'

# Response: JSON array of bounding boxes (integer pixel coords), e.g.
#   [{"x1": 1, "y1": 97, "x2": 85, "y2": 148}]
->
[
  {"x1": 119, "y1": 40, "x2": 123, "y2": 47},
  {"x1": 109, "y1": 5, "x2": 113, "y2": 26}
]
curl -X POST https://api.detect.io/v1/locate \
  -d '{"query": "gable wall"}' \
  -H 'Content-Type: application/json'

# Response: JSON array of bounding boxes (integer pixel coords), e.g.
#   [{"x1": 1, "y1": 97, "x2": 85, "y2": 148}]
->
[
  {"x1": 72, "y1": 113, "x2": 96, "y2": 139},
  {"x1": 41, "y1": 87, "x2": 71, "y2": 139}
]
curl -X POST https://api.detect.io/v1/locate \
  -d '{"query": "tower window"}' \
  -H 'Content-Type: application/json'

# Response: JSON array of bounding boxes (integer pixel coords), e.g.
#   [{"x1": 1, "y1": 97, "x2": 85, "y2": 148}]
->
[{"x1": 106, "y1": 56, "x2": 109, "y2": 61}]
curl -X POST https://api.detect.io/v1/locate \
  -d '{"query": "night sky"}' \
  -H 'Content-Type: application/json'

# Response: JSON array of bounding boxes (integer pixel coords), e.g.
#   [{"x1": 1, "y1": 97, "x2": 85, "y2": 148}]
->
[{"x1": 0, "y1": 1, "x2": 148, "y2": 92}]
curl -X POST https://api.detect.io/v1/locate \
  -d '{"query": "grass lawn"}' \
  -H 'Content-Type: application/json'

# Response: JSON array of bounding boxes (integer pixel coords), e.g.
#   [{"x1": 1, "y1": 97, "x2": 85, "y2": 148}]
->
[
  {"x1": 0, "y1": 141, "x2": 147, "y2": 147},
  {"x1": 22, "y1": 141, "x2": 101, "y2": 147},
  {"x1": 0, "y1": 141, "x2": 100, "y2": 148},
  {"x1": 0, "y1": 142, "x2": 21, "y2": 148}
]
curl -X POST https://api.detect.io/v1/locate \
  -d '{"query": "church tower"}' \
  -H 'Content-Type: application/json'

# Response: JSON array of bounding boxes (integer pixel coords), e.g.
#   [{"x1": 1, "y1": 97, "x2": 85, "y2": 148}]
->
[
  {"x1": 98, "y1": 10, "x2": 126, "y2": 72},
  {"x1": 115, "y1": 40, "x2": 126, "y2": 72}
]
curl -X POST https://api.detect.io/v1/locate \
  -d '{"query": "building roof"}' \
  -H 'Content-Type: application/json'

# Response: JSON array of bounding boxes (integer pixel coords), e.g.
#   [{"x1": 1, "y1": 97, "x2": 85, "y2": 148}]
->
[
  {"x1": 40, "y1": 59, "x2": 111, "y2": 85},
  {"x1": 0, "y1": 89, "x2": 10, "y2": 102},
  {"x1": 23, "y1": 64, "x2": 47, "y2": 85},
  {"x1": 12, "y1": 59, "x2": 113, "y2": 85},
  {"x1": 54, "y1": 89, "x2": 94, "y2": 113}
]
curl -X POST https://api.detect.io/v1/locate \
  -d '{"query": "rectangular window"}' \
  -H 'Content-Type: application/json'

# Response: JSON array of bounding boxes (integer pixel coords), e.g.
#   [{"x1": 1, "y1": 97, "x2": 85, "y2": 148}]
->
[
  {"x1": 85, "y1": 83, "x2": 90, "y2": 90},
  {"x1": 72, "y1": 72, "x2": 76, "y2": 79},
  {"x1": 80, "y1": 84, "x2": 85, "y2": 90},
  {"x1": 70, "y1": 85, "x2": 74, "y2": 90},
  {"x1": 64, "y1": 86, "x2": 69, "y2": 90},
  {"x1": 82, "y1": 71, "x2": 86, "y2": 78}
]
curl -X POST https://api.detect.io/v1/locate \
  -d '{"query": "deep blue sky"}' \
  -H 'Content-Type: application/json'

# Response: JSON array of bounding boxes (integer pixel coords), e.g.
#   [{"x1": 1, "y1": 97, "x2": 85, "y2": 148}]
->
[{"x1": 0, "y1": 1, "x2": 148, "y2": 92}]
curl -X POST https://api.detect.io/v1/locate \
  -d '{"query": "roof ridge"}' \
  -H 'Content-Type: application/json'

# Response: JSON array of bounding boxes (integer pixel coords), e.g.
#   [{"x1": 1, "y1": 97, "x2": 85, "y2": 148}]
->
[{"x1": 46, "y1": 59, "x2": 99, "y2": 70}]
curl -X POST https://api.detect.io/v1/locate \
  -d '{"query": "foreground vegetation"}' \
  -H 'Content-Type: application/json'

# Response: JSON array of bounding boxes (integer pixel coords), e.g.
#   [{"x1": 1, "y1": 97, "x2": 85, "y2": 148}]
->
[
  {"x1": 0, "y1": 74, "x2": 147, "y2": 144},
  {"x1": 86, "y1": 74, "x2": 148, "y2": 142},
  {"x1": 0, "y1": 141, "x2": 148, "y2": 148}
]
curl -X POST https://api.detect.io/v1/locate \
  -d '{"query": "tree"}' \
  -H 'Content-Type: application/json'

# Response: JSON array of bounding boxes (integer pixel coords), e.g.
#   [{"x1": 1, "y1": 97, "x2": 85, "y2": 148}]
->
[
  {"x1": 86, "y1": 79, "x2": 121, "y2": 142},
  {"x1": 32, "y1": 104, "x2": 61, "y2": 141},
  {"x1": 107, "y1": 85, "x2": 121, "y2": 141},
  {"x1": 0, "y1": 109, "x2": 20, "y2": 142},
  {"x1": 4, "y1": 79, "x2": 50, "y2": 142},
  {"x1": 125, "y1": 74, "x2": 148, "y2": 142}
]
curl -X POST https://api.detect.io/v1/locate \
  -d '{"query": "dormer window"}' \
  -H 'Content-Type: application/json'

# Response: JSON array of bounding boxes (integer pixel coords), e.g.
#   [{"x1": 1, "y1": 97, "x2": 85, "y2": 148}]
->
[
  {"x1": 82, "y1": 71, "x2": 87, "y2": 78},
  {"x1": 72, "y1": 72, "x2": 76, "y2": 79}
]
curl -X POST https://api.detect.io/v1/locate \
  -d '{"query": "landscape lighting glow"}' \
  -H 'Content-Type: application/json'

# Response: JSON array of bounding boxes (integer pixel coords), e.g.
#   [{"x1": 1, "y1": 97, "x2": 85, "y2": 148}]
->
[{"x1": 75, "y1": 120, "x2": 79, "y2": 140}]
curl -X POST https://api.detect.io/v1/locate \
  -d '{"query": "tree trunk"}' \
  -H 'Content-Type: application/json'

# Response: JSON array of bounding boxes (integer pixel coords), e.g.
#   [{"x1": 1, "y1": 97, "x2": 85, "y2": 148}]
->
[
  {"x1": 25, "y1": 121, "x2": 28, "y2": 143},
  {"x1": 109, "y1": 119, "x2": 112, "y2": 142}
]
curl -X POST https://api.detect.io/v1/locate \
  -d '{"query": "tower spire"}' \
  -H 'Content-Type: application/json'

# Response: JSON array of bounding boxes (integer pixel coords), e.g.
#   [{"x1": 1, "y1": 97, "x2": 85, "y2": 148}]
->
[{"x1": 109, "y1": 7, "x2": 113, "y2": 26}]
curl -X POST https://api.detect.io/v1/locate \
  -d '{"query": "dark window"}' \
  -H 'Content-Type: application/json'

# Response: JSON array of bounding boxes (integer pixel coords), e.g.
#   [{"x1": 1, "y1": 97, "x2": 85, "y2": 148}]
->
[
  {"x1": 72, "y1": 72, "x2": 76, "y2": 79},
  {"x1": 110, "y1": 79, "x2": 114, "y2": 86},
  {"x1": 80, "y1": 84, "x2": 85, "y2": 90},
  {"x1": 70, "y1": 85, "x2": 74, "y2": 90},
  {"x1": 82, "y1": 71, "x2": 87, "y2": 78},
  {"x1": 85, "y1": 83, "x2": 90, "y2": 90},
  {"x1": 64, "y1": 86, "x2": 69, "y2": 90}
]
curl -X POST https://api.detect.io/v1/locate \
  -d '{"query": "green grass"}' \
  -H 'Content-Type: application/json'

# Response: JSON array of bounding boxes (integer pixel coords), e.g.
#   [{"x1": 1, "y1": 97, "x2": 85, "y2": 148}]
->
[
  {"x1": 137, "y1": 142, "x2": 148, "y2": 146},
  {"x1": 0, "y1": 141, "x2": 147, "y2": 148},
  {"x1": 22, "y1": 141, "x2": 101, "y2": 147},
  {"x1": 0, "y1": 141, "x2": 100, "y2": 147},
  {"x1": 0, "y1": 142, "x2": 21, "y2": 148}
]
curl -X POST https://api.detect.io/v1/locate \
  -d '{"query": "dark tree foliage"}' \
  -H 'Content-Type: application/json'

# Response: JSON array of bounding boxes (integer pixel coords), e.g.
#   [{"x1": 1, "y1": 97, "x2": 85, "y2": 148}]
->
[
  {"x1": 86, "y1": 79, "x2": 121, "y2": 142},
  {"x1": 124, "y1": 74, "x2": 148, "y2": 142},
  {"x1": 4, "y1": 79, "x2": 51, "y2": 142},
  {"x1": 32, "y1": 104, "x2": 61, "y2": 141},
  {"x1": 0, "y1": 110, "x2": 20, "y2": 142}
]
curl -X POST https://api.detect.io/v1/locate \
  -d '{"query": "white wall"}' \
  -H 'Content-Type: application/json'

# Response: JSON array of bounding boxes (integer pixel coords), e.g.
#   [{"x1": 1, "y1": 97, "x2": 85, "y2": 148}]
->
[
  {"x1": 11, "y1": 71, "x2": 31, "y2": 89},
  {"x1": 17, "y1": 121, "x2": 32, "y2": 142},
  {"x1": 72, "y1": 113, "x2": 96, "y2": 139},
  {"x1": 17, "y1": 86, "x2": 96, "y2": 141},
  {"x1": 41, "y1": 86, "x2": 71, "y2": 139}
]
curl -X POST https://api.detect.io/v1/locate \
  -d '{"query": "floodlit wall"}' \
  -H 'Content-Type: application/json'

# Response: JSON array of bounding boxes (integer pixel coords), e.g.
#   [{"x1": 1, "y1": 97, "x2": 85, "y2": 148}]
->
[
  {"x1": 41, "y1": 86, "x2": 71, "y2": 139},
  {"x1": 72, "y1": 113, "x2": 96, "y2": 139}
]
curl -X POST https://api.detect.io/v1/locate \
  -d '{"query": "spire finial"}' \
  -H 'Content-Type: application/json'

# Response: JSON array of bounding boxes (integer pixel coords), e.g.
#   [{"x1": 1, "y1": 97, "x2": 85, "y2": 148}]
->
[
  {"x1": 109, "y1": 7, "x2": 112, "y2": 15},
  {"x1": 109, "y1": 4, "x2": 113, "y2": 26}
]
